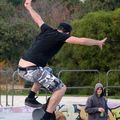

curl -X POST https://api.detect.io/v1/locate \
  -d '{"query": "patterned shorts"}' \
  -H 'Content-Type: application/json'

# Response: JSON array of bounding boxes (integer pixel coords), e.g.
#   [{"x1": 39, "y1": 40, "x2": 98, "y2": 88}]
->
[{"x1": 18, "y1": 66, "x2": 64, "y2": 93}]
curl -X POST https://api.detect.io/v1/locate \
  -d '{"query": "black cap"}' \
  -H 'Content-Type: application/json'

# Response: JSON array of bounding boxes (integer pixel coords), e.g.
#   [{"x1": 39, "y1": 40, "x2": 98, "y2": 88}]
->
[{"x1": 57, "y1": 22, "x2": 72, "y2": 33}]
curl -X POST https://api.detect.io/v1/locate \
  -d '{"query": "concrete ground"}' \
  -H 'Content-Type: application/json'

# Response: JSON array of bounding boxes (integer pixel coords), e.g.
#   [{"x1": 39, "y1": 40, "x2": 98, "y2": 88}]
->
[
  {"x1": 0, "y1": 95, "x2": 89, "y2": 107},
  {"x1": 0, "y1": 95, "x2": 120, "y2": 120},
  {"x1": 1, "y1": 95, "x2": 120, "y2": 107}
]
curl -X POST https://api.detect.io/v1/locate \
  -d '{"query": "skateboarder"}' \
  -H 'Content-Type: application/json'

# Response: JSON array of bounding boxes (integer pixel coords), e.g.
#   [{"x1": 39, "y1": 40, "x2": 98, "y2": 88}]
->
[{"x1": 18, "y1": 0, "x2": 107, "y2": 119}]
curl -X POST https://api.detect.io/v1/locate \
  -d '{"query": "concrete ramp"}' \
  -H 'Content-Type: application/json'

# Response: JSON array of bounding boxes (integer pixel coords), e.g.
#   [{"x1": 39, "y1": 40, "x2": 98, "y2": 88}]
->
[
  {"x1": 0, "y1": 96, "x2": 120, "y2": 120},
  {"x1": 0, "y1": 113, "x2": 32, "y2": 120},
  {"x1": 0, "y1": 106, "x2": 33, "y2": 120}
]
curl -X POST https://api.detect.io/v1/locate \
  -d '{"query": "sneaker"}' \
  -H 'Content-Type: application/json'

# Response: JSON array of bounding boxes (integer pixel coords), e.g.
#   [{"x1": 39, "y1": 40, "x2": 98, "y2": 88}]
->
[
  {"x1": 25, "y1": 97, "x2": 42, "y2": 108},
  {"x1": 42, "y1": 111, "x2": 56, "y2": 120}
]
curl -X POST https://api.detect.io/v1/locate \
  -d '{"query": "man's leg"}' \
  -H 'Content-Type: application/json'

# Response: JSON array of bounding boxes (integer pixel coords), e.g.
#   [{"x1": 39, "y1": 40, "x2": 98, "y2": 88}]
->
[
  {"x1": 31, "y1": 82, "x2": 41, "y2": 93},
  {"x1": 18, "y1": 67, "x2": 44, "y2": 107},
  {"x1": 43, "y1": 85, "x2": 66, "y2": 120},
  {"x1": 46, "y1": 85, "x2": 66, "y2": 113},
  {"x1": 26, "y1": 66, "x2": 53, "y2": 106},
  {"x1": 25, "y1": 82, "x2": 42, "y2": 107}
]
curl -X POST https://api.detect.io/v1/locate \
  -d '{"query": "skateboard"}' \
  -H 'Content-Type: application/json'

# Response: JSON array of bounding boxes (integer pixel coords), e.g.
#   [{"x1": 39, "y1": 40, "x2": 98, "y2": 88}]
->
[{"x1": 32, "y1": 107, "x2": 45, "y2": 120}]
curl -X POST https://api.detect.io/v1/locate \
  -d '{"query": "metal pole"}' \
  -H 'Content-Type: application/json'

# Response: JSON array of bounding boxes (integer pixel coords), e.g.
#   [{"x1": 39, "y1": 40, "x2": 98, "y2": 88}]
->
[
  {"x1": 0, "y1": 85, "x2": 2, "y2": 106},
  {"x1": 0, "y1": 70, "x2": 2, "y2": 106},
  {"x1": 5, "y1": 70, "x2": 9, "y2": 106},
  {"x1": 11, "y1": 70, "x2": 18, "y2": 106},
  {"x1": 0, "y1": 70, "x2": 7, "y2": 106},
  {"x1": 58, "y1": 69, "x2": 100, "y2": 78}
]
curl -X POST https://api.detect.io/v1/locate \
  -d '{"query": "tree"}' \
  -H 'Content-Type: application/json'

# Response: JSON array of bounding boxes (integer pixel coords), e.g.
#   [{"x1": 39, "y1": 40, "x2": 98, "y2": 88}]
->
[
  {"x1": 51, "y1": 9, "x2": 120, "y2": 89},
  {"x1": 7, "y1": 0, "x2": 23, "y2": 6},
  {"x1": 83, "y1": 0, "x2": 120, "y2": 12},
  {"x1": 0, "y1": 1, "x2": 38, "y2": 65}
]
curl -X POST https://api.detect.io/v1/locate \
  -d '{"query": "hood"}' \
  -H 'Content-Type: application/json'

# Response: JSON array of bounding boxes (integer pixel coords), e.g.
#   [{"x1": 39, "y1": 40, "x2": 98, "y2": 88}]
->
[{"x1": 94, "y1": 82, "x2": 104, "y2": 97}]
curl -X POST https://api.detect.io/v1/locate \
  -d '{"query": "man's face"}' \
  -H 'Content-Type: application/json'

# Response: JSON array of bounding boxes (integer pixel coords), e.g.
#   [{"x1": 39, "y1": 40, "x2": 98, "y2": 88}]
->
[{"x1": 96, "y1": 87, "x2": 103, "y2": 95}]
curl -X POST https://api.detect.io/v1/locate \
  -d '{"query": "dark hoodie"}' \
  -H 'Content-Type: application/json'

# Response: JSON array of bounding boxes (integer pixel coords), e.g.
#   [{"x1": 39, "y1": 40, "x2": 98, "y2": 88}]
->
[{"x1": 85, "y1": 83, "x2": 108, "y2": 120}]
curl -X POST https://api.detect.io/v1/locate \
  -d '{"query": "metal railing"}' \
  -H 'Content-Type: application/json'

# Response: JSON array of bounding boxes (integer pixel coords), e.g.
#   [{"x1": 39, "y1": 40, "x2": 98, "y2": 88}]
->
[
  {"x1": 106, "y1": 69, "x2": 120, "y2": 97},
  {"x1": 58, "y1": 69, "x2": 100, "y2": 93},
  {"x1": 58, "y1": 69, "x2": 100, "y2": 78},
  {"x1": 0, "y1": 70, "x2": 10, "y2": 106},
  {"x1": 11, "y1": 69, "x2": 101, "y2": 105},
  {"x1": 0, "y1": 69, "x2": 120, "y2": 106},
  {"x1": 11, "y1": 70, "x2": 48, "y2": 106}
]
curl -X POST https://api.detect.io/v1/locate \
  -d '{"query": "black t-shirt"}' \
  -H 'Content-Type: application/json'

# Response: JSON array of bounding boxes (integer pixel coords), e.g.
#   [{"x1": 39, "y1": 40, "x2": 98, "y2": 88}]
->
[{"x1": 22, "y1": 24, "x2": 70, "y2": 67}]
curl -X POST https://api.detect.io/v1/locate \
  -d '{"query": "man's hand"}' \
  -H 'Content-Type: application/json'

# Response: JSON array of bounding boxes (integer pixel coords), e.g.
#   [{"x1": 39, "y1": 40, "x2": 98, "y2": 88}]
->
[
  {"x1": 98, "y1": 107, "x2": 105, "y2": 112},
  {"x1": 24, "y1": 0, "x2": 32, "y2": 9},
  {"x1": 98, "y1": 37, "x2": 107, "y2": 50},
  {"x1": 23, "y1": 0, "x2": 44, "y2": 27}
]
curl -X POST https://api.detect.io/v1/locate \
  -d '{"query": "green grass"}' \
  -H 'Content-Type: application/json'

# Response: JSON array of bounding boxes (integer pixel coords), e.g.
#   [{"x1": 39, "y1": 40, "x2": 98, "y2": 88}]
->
[{"x1": 107, "y1": 96, "x2": 120, "y2": 99}]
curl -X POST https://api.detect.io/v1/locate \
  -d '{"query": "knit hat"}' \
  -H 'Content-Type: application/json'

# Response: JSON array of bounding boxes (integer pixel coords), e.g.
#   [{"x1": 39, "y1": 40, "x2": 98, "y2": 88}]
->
[
  {"x1": 95, "y1": 83, "x2": 103, "y2": 91},
  {"x1": 57, "y1": 22, "x2": 72, "y2": 33}
]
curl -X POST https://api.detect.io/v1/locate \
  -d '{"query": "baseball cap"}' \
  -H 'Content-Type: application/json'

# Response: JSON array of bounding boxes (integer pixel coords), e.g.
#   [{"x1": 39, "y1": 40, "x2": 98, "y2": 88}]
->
[{"x1": 57, "y1": 22, "x2": 72, "y2": 33}]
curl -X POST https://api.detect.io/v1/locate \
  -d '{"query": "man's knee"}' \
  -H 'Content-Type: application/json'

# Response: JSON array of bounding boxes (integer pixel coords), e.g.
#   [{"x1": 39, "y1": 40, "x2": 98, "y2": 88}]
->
[
  {"x1": 59, "y1": 85, "x2": 67, "y2": 93},
  {"x1": 53, "y1": 85, "x2": 66, "y2": 95},
  {"x1": 63, "y1": 85, "x2": 67, "y2": 91}
]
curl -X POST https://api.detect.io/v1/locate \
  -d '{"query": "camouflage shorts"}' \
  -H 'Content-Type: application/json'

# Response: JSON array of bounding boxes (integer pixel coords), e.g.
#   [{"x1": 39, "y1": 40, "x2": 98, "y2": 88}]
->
[{"x1": 18, "y1": 66, "x2": 64, "y2": 93}]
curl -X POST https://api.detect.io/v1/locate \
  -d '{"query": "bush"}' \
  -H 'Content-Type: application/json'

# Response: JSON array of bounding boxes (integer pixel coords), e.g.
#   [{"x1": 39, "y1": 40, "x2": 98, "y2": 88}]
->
[{"x1": 52, "y1": 9, "x2": 120, "y2": 94}]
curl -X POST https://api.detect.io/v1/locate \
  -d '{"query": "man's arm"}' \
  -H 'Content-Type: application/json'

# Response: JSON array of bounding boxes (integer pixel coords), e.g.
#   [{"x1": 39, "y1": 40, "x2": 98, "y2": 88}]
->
[
  {"x1": 24, "y1": 0, "x2": 44, "y2": 27},
  {"x1": 66, "y1": 36, "x2": 107, "y2": 49}
]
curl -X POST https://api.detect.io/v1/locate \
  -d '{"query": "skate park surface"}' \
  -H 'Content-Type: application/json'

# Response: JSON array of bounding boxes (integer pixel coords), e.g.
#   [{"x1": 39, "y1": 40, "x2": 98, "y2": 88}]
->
[{"x1": 0, "y1": 96, "x2": 120, "y2": 120}]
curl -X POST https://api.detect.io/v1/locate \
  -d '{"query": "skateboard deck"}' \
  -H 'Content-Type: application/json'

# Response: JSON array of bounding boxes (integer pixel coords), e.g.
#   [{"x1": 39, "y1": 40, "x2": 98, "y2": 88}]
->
[{"x1": 32, "y1": 108, "x2": 45, "y2": 120}]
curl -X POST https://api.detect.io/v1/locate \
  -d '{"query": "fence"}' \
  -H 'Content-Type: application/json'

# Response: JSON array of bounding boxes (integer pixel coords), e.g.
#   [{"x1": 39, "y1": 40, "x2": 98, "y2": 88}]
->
[
  {"x1": 0, "y1": 70, "x2": 48, "y2": 106},
  {"x1": 0, "y1": 69, "x2": 13, "y2": 106},
  {"x1": 0, "y1": 69, "x2": 120, "y2": 106},
  {"x1": 58, "y1": 69, "x2": 100, "y2": 94},
  {"x1": 12, "y1": 70, "x2": 48, "y2": 106},
  {"x1": 106, "y1": 69, "x2": 120, "y2": 97}
]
